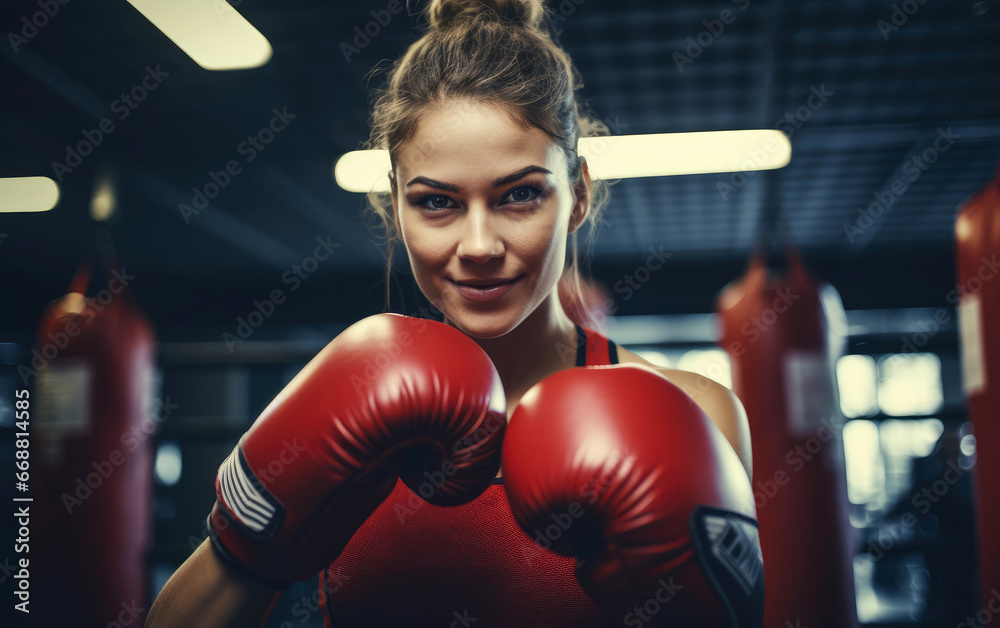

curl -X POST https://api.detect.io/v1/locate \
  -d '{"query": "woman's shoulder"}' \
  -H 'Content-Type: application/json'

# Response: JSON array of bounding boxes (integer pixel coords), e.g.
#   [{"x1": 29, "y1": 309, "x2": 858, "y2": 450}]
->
[
  {"x1": 614, "y1": 346, "x2": 753, "y2": 480},
  {"x1": 612, "y1": 345, "x2": 733, "y2": 402}
]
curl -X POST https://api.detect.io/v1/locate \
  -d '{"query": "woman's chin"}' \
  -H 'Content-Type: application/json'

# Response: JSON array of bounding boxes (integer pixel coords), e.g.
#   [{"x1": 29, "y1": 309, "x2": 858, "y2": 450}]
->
[{"x1": 446, "y1": 308, "x2": 521, "y2": 340}]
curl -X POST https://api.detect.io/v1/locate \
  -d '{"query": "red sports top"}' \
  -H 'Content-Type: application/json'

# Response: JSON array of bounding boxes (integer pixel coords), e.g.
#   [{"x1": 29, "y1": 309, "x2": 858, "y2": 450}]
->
[{"x1": 319, "y1": 325, "x2": 620, "y2": 627}]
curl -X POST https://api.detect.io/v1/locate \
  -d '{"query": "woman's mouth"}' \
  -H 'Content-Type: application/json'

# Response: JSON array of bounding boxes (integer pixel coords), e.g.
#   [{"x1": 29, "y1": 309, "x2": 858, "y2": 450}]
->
[{"x1": 450, "y1": 275, "x2": 523, "y2": 303}]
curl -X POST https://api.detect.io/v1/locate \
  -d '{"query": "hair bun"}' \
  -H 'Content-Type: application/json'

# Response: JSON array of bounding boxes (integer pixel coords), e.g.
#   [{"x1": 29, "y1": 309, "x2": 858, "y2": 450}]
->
[{"x1": 425, "y1": 0, "x2": 546, "y2": 31}]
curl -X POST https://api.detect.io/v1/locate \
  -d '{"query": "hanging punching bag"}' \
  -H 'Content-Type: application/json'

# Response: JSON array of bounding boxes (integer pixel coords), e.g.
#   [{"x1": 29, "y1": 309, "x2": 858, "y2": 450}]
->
[
  {"x1": 32, "y1": 258, "x2": 156, "y2": 626},
  {"x1": 955, "y1": 160, "x2": 1000, "y2": 608},
  {"x1": 715, "y1": 248, "x2": 857, "y2": 628}
]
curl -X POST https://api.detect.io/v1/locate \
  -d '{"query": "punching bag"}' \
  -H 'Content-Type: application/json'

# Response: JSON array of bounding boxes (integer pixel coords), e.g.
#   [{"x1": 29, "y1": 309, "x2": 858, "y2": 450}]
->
[
  {"x1": 716, "y1": 248, "x2": 857, "y2": 627},
  {"x1": 955, "y1": 160, "x2": 1000, "y2": 607},
  {"x1": 31, "y1": 258, "x2": 156, "y2": 626}
]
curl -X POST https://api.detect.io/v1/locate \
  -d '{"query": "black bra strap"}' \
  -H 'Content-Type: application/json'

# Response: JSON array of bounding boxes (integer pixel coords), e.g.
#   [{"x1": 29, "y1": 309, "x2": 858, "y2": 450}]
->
[{"x1": 575, "y1": 324, "x2": 619, "y2": 366}]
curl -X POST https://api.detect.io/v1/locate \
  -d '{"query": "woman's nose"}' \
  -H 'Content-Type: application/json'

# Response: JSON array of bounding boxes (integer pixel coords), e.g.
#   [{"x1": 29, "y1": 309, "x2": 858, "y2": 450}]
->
[{"x1": 456, "y1": 206, "x2": 504, "y2": 263}]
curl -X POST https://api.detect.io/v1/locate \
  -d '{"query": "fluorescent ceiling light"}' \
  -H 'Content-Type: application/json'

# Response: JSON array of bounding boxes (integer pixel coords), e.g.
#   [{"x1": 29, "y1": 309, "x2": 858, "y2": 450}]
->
[
  {"x1": 334, "y1": 130, "x2": 791, "y2": 193},
  {"x1": 581, "y1": 130, "x2": 791, "y2": 179},
  {"x1": 0, "y1": 177, "x2": 60, "y2": 212},
  {"x1": 335, "y1": 149, "x2": 394, "y2": 194},
  {"x1": 126, "y1": 0, "x2": 272, "y2": 70}
]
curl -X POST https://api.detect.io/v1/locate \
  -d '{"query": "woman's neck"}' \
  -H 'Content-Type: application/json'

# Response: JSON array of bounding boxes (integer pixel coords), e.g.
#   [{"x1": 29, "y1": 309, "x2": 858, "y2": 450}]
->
[{"x1": 448, "y1": 296, "x2": 580, "y2": 402}]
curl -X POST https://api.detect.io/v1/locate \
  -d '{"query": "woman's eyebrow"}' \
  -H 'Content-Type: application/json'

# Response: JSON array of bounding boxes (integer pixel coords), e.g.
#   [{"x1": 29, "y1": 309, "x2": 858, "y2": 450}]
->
[
  {"x1": 405, "y1": 176, "x2": 459, "y2": 192},
  {"x1": 405, "y1": 166, "x2": 552, "y2": 192},
  {"x1": 492, "y1": 166, "x2": 552, "y2": 187}
]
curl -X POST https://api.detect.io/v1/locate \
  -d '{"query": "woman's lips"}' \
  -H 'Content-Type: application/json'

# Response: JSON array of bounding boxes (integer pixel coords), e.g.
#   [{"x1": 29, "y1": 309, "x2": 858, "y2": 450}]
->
[{"x1": 451, "y1": 276, "x2": 522, "y2": 303}]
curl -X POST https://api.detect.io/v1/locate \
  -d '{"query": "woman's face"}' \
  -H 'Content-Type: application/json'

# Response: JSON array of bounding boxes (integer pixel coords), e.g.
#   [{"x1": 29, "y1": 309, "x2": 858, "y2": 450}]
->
[{"x1": 391, "y1": 100, "x2": 589, "y2": 339}]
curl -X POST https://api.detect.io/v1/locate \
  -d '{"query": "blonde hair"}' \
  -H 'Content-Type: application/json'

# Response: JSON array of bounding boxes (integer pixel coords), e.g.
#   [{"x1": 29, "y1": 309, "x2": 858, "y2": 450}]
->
[{"x1": 364, "y1": 0, "x2": 612, "y2": 315}]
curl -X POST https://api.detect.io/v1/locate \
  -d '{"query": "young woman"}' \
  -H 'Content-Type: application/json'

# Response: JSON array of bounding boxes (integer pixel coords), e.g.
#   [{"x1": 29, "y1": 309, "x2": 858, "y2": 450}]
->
[{"x1": 146, "y1": 1, "x2": 758, "y2": 626}]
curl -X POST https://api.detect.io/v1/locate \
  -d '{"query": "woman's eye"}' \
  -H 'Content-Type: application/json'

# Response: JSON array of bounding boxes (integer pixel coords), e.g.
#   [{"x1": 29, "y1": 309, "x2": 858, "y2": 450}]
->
[
  {"x1": 418, "y1": 195, "x2": 457, "y2": 210},
  {"x1": 503, "y1": 186, "x2": 543, "y2": 204}
]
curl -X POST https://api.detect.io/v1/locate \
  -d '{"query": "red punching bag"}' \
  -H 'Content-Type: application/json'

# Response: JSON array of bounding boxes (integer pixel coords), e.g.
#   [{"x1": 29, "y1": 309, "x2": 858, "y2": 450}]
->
[
  {"x1": 955, "y1": 160, "x2": 1000, "y2": 607},
  {"x1": 32, "y1": 258, "x2": 156, "y2": 626},
  {"x1": 716, "y1": 248, "x2": 857, "y2": 627}
]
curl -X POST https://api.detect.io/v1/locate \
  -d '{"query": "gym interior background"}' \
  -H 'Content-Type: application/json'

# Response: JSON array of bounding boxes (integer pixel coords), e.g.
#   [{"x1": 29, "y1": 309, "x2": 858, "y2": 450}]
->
[{"x1": 0, "y1": 0, "x2": 998, "y2": 626}]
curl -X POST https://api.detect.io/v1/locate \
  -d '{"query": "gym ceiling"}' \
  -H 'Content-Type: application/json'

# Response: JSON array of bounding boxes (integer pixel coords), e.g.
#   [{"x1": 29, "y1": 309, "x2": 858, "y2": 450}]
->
[{"x1": 0, "y1": 0, "x2": 997, "y2": 340}]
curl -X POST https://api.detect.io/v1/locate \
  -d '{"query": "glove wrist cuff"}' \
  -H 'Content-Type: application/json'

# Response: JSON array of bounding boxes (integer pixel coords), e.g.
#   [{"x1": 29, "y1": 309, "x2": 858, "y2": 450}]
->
[{"x1": 207, "y1": 513, "x2": 293, "y2": 590}]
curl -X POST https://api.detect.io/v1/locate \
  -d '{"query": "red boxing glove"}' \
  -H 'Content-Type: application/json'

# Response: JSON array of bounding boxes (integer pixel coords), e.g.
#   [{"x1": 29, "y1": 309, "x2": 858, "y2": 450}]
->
[
  {"x1": 208, "y1": 313, "x2": 506, "y2": 588},
  {"x1": 502, "y1": 364, "x2": 763, "y2": 627}
]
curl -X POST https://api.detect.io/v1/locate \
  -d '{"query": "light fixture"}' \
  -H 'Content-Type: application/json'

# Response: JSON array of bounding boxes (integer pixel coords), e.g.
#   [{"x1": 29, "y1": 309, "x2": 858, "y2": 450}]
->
[
  {"x1": 0, "y1": 176, "x2": 60, "y2": 212},
  {"x1": 333, "y1": 130, "x2": 792, "y2": 194},
  {"x1": 90, "y1": 171, "x2": 117, "y2": 221},
  {"x1": 126, "y1": 0, "x2": 272, "y2": 71}
]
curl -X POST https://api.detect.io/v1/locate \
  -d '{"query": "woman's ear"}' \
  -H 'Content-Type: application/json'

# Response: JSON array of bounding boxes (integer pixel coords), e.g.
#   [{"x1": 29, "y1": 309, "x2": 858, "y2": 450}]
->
[{"x1": 568, "y1": 156, "x2": 591, "y2": 235}]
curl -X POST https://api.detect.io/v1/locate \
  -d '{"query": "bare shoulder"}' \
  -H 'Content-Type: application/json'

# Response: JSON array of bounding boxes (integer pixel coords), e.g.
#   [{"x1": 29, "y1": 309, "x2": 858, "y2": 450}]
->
[{"x1": 615, "y1": 346, "x2": 753, "y2": 480}]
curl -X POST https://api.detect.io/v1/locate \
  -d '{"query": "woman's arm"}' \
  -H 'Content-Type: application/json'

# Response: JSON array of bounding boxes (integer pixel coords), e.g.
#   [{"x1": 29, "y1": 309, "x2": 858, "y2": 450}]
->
[
  {"x1": 655, "y1": 368, "x2": 753, "y2": 481},
  {"x1": 144, "y1": 538, "x2": 281, "y2": 628},
  {"x1": 147, "y1": 314, "x2": 506, "y2": 626},
  {"x1": 657, "y1": 368, "x2": 753, "y2": 480},
  {"x1": 614, "y1": 349, "x2": 754, "y2": 480}
]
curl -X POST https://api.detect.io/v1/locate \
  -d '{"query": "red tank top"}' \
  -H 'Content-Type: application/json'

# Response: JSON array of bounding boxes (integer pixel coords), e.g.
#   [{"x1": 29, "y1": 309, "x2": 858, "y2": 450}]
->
[{"x1": 319, "y1": 325, "x2": 619, "y2": 627}]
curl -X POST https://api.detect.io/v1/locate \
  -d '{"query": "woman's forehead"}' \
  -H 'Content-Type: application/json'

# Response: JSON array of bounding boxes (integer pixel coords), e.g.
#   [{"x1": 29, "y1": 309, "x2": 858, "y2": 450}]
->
[{"x1": 396, "y1": 103, "x2": 566, "y2": 183}]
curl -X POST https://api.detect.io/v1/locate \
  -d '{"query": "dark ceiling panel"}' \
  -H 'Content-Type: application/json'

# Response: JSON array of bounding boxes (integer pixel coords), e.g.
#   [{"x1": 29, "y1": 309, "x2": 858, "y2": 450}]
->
[{"x1": 0, "y1": 0, "x2": 998, "y2": 337}]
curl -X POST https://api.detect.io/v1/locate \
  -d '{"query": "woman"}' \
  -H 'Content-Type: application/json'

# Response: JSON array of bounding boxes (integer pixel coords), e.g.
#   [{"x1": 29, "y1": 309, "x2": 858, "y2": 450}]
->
[{"x1": 146, "y1": 1, "x2": 755, "y2": 626}]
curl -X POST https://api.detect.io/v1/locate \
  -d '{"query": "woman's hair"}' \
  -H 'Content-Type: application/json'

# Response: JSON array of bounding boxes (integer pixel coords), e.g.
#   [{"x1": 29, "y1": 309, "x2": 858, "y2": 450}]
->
[{"x1": 364, "y1": 0, "x2": 613, "y2": 319}]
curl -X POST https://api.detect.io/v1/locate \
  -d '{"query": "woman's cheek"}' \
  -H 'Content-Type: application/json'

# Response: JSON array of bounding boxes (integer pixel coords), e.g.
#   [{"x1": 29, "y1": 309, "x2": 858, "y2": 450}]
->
[
  {"x1": 518, "y1": 208, "x2": 561, "y2": 251},
  {"x1": 406, "y1": 225, "x2": 450, "y2": 267},
  {"x1": 533, "y1": 213, "x2": 567, "y2": 262}
]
